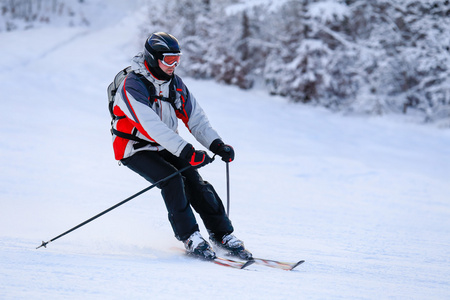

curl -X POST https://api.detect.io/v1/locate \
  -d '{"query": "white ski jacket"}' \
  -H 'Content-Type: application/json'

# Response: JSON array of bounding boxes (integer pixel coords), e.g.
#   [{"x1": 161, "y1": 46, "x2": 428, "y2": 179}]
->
[{"x1": 111, "y1": 53, "x2": 221, "y2": 160}]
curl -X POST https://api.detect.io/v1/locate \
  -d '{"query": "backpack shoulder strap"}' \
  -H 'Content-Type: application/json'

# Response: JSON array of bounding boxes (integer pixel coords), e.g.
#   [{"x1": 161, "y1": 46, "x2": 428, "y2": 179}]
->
[{"x1": 134, "y1": 72, "x2": 156, "y2": 102}]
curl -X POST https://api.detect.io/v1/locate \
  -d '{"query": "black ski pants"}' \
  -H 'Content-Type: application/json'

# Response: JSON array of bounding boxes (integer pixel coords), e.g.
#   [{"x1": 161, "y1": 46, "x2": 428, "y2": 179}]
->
[{"x1": 121, "y1": 150, "x2": 233, "y2": 241}]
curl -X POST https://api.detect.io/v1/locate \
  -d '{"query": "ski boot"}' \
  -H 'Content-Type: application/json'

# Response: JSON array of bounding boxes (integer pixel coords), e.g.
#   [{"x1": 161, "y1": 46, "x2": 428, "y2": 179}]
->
[
  {"x1": 184, "y1": 231, "x2": 216, "y2": 261},
  {"x1": 210, "y1": 233, "x2": 253, "y2": 260}
]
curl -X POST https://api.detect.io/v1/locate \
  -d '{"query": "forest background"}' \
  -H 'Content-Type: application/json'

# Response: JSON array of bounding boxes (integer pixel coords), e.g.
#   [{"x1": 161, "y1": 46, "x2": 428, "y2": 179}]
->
[{"x1": 2, "y1": 0, "x2": 449, "y2": 126}]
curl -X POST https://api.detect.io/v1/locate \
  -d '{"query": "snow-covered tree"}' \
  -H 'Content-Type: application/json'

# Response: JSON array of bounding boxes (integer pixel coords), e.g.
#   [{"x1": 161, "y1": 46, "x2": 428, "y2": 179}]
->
[{"x1": 0, "y1": 0, "x2": 89, "y2": 31}]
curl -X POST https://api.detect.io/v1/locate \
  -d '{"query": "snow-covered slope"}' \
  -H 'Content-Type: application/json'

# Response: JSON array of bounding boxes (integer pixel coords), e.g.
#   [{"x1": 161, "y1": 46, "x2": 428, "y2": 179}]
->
[{"x1": 1, "y1": 6, "x2": 449, "y2": 300}]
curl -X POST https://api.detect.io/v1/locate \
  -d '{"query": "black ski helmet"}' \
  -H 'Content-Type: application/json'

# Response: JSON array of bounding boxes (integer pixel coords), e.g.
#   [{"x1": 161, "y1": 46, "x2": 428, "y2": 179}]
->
[{"x1": 144, "y1": 32, "x2": 181, "y2": 67}]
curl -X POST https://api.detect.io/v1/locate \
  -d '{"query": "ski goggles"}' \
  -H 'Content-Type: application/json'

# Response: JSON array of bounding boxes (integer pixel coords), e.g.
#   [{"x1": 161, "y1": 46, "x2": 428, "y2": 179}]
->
[{"x1": 161, "y1": 53, "x2": 182, "y2": 67}]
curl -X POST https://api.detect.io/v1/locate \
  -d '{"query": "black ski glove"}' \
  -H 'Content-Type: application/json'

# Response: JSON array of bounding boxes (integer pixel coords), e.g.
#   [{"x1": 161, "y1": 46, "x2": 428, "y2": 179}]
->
[
  {"x1": 210, "y1": 139, "x2": 235, "y2": 162},
  {"x1": 180, "y1": 143, "x2": 212, "y2": 168}
]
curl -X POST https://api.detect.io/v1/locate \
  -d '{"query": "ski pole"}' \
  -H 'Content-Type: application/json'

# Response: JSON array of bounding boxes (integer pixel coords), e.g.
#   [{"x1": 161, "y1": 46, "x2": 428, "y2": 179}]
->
[
  {"x1": 36, "y1": 164, "x2": 193, "y2": 249},
  {"x1": 226, "y1": 162, "x2": 230, "y2": 217}
]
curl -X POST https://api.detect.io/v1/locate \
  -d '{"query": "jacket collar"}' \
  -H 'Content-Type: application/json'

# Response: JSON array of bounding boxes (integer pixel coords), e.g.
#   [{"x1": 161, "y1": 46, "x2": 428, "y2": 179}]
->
[{"x1": 131, "y1": 52, "x2": 168, "y2": 86}]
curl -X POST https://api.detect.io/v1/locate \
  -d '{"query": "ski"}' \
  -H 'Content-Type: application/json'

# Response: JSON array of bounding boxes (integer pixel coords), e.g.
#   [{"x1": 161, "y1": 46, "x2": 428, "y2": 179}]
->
[
  {"x1": 213, "y1": 256, "x2": 255, "y2": 269},
  {"x1": 224, "y1": 253, "x2": 305, "y2": 271},
  {"x1": 172, "y1": 247, "x2": 254, "y2": 269},
  {"x1": 173, "y1": 246, "x2": 303, "y2": 270},
  {"x1": 251, "y1": 258, "x2": 305, "y2": 271}
]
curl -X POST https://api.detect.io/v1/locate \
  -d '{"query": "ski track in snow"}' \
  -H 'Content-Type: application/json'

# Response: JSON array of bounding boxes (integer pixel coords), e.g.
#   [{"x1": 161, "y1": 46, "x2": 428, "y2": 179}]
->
[{"x1": 1, "y1": 8, "x2": 450, "y2": 300}]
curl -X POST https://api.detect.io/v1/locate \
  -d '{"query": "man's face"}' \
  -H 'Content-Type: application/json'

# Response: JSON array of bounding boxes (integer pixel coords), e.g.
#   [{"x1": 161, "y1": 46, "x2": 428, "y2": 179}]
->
[{"x1": 158, "y1": 60, "x2": 176, "y2": 76}]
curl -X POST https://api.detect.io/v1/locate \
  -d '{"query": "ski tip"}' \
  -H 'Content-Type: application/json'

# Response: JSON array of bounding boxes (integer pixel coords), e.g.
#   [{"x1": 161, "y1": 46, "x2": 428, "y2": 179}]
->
[
  {"x1": 289, "y1": 260, "x2": 305, "y2": 271},
  {"x1": 241, "y1": 259, "x2": 256, "y2": 269}
]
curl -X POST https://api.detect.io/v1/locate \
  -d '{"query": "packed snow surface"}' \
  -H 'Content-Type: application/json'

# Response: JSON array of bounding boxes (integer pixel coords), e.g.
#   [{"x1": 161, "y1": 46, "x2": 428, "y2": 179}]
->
[{"x1": 1, "y1": 6, "x2": 449, "y2": 300}]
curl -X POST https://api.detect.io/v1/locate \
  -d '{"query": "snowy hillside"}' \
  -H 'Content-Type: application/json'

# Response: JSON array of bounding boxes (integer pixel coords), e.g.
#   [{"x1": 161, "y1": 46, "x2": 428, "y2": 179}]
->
[{"x1": 1, "y1": 4, "x2": 450, "y2": 300}]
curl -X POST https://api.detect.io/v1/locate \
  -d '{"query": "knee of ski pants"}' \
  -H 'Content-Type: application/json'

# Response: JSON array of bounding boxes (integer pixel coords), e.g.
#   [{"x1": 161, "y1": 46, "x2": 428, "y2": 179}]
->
[
  {"x1": 186, "y1": 181, "x2": 225, "y2": 215},
  {"x1": 160, "y1": 176, "x2": 192, "y2": 211},
  {"x1": 158, "y1": 173, "x2": 183, "y2": 189}
]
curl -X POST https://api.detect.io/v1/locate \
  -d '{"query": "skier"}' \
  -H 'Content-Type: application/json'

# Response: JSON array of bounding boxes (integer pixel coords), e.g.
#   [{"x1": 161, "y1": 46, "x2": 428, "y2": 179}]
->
[{"x1": 110, "y1": 32, "x2": 252, "y2": 260}]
